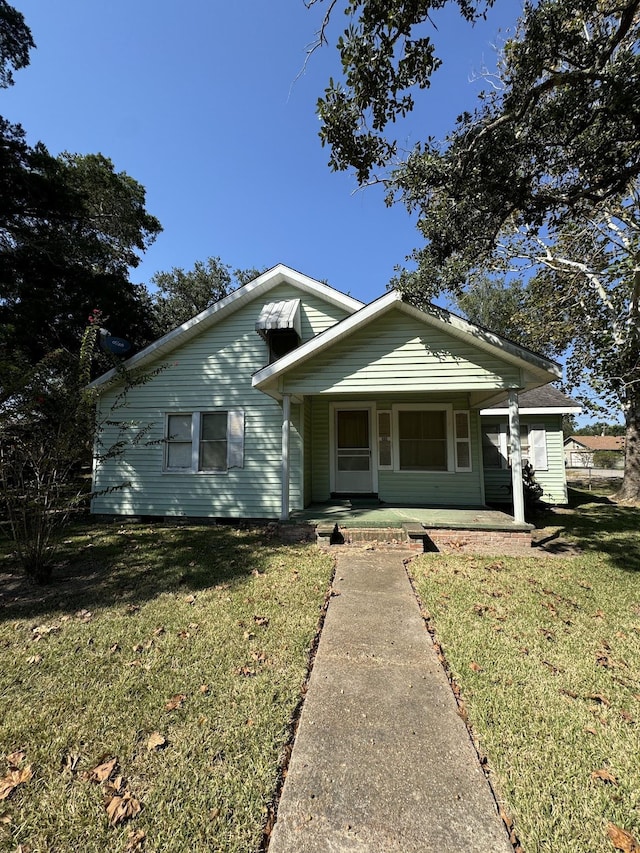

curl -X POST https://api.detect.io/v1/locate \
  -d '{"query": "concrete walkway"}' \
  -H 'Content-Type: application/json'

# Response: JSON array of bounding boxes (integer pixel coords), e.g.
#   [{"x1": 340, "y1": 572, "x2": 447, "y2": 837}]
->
[{"x1": 268, "y1": 550, "x2": 512, "y2": 853}]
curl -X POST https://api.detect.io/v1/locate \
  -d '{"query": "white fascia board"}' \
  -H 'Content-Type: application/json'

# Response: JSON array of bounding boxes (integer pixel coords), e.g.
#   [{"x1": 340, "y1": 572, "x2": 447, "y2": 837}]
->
[
  {"x1": 401, "y1": 301, "x2": 562, "y2": 379},
  {"x1": 252, "y1": 290, "x2": 402, "y2": 391},
  {"x1": 89, "y1": 264, "x2": 363, "y2": 391},
  {"x1": 481, "y1": 407, "x2": 583, "y2": 415}
]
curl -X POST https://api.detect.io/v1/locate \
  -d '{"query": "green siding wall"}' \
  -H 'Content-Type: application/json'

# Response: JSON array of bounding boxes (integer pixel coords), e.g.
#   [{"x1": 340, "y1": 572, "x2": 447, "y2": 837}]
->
[
  {"x1": 282, "y1": 308, "x2": 522, "y2": 395},
  {"x1": 91, "y1": 285, "x2": 347, "y2": 519},
  {"x1": 481, "y1": 415, "x2": 568, "y2": 505},
  {"x1": 307, "y1": 393, "x2": 485, "y2": 506}
]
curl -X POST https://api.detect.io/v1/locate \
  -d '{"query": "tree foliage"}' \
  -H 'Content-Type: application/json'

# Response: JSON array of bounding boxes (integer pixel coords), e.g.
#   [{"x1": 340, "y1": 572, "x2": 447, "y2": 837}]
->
[
  {"x1": 149, "y1": 259, "x2": 265, "y2": 337},
  {"x1": 312, "y1": 0, "x2": 490, "y2": 182},
  {"x1": 0, "y1": 0, "x2": 33, "y2": 89},
  {"x1": 315, "y1": 0, "x2": 640, "y2": 501},
  {"x1": 0, "y1": 121, "x2": 162, "y2": 379}
]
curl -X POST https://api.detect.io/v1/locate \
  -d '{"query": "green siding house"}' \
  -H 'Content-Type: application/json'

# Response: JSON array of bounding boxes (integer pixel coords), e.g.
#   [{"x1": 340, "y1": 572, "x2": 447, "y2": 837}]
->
[{"x1": 90, "y1": 265, "x2": 578, "y2": 524}]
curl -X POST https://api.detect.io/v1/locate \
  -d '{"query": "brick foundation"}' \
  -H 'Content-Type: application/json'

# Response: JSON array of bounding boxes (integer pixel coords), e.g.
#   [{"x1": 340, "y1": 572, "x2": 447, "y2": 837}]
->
[{"x1": 315, "y1": 524, "x2": 532, "y2": 554}]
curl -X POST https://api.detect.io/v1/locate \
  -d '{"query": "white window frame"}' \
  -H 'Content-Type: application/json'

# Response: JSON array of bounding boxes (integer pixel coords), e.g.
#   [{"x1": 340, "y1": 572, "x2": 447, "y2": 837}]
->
[
  {"x1": 377, "y1": 410, "x2": 393, "y2": 470},
  {"x1": 163, "y1": 410, "x2": 244, "y2": 474},
  {"x1": 481, "y1": 421, "x2": 548, "y2": 472},
  {"x1": 454, "y1": 410, "x2": 472, "y2": 472},
  {"x1": 391, "y1": 403, "x2": 455, "y2": 474}
]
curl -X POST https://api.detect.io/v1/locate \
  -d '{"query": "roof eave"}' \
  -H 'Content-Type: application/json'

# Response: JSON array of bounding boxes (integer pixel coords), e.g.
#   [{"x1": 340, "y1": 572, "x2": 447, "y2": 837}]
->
[{"x1": 89, "y1": 264, "x2": 364, "y2": 391}]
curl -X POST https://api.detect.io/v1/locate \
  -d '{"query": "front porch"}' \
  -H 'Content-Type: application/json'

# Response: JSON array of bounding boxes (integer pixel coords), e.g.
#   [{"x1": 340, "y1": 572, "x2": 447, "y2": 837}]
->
[{"x1": 290, "y1": 501, "x2": 533, "y2": 554}]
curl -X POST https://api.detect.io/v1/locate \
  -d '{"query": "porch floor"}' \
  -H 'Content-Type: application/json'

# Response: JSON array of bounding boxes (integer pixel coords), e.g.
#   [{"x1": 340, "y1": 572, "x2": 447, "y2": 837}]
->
[{"x1": 290, "y1": 501, "x2": 531, "y2": 532}]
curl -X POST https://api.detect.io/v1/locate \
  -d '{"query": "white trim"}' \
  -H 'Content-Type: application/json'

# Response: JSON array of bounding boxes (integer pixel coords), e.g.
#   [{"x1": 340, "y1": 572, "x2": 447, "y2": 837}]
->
[
  {"x1": 509, "y1": 391, "x2": 525, "y2": 524},
  {"x1": 253, "y1": 289, "x2": 562, "y2": 399},
  {"x1": 163, "y1": 409, "x2": 243, "y2": 474},
  {"x1": 281, "y1": 394, "x2": 291, "y2": 521},
  {"x1": 481, "y1": 407, "x2": 582, "y2": 415},
  {"x1": 454, "y1": 410, "x2": 473, "y2": 473},
  {"x1": 376, "y1": 410, "x2": 393, "y2": 470},
  {"x1": 329, "y1": 402, "x2": 377, "y2": 494},
  {"x1": 90, "y1": 265, "x2": 363, "y2": 390}
]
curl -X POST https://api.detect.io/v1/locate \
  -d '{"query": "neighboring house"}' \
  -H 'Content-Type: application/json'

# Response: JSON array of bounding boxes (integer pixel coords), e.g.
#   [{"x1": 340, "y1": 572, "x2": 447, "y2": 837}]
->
[
  {"x1": 564, "y1": 435, "x2": 625, "y2": 468},
  {"x1": 481, "y1": 386, "x2": 581, "y2": 505},
  {"x1": 90, "y1": 264, "x2": 574, "y2": 524}
]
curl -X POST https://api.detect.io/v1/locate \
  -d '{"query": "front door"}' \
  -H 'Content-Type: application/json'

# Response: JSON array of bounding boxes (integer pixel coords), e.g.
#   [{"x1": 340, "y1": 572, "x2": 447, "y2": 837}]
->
[{"x1": 335, "y1": 408, "x2": 373, "y2": 494}]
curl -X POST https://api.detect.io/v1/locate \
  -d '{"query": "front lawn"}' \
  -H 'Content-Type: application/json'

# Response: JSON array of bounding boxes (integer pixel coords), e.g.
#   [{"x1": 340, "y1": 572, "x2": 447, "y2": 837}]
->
[
  {"x1": 409, "y1": 489, "x2": 640, "y2": 853},
  {"x1": 0, "y1": 523, "x2": 334, "y2": 853}
]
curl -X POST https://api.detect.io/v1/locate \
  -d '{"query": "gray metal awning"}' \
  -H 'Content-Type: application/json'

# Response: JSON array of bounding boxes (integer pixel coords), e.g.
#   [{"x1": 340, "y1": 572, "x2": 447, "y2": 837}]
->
[{"x1": 255, "y1": 299, "x2": 302, "y2": 339}]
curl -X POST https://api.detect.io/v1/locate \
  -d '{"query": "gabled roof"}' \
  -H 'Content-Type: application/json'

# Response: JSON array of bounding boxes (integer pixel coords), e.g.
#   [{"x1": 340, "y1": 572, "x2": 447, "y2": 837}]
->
[
  {"x1": 89, "y1": 265, "x2": 363, "y2": 390},
  {"x1": 252, "y1": 289, "x2": 562, "y2": 398},
  {"x1": 481, "y1": 385, "x2": 581, "y2": 415},
  {"x1": 565, "y1": 435, "x2": 625, "y2": 451}
]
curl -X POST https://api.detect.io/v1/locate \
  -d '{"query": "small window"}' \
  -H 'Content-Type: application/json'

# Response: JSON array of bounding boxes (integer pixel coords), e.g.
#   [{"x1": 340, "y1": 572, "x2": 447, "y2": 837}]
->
[
  {"x1": 377, "y1": 411, "x2": 392, "y2": 469},
  {"x1": 164, "y1": 410, "x2": 244, "y2": 473},
  {"x1": 166, "y1": 414, "x2": 193, "y2": 470},
  {"x1": 267, "y1": 330, "x2": 299, "y2": 363},
  {"x1": 482, "y1": 426, "x2": 504, "y2": 469},
  {"x1": 199, "y1": 413, "x2": 228, "y2": 471},
  {"x1": 455, "y1": 411, "x2": 472, "y2": 472}
]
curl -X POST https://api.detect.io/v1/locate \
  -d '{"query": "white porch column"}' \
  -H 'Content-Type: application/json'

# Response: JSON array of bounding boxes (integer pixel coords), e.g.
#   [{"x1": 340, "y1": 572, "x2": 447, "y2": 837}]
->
[
  {"x1": 280, "y1": 393, "x2": 291, "y2": 521},
  {"x1": 508, "y1": 389, "x2": 526, "y2": 524}
]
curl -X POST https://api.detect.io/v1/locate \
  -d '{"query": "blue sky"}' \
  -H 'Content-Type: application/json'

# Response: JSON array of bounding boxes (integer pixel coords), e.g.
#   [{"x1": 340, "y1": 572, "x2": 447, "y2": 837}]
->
[{"x1": 4, "y1": 1, "x2": 521, "y2": 304}]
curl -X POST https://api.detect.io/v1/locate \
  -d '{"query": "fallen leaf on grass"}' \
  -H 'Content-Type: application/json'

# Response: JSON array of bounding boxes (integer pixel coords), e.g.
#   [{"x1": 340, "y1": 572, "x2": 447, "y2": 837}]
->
[
  {"x1": 165, "y1": 694, "x2": 186, "y2": 712},
  {"x1": 469, "y1": 661, "x2": 483, "y2": 672},
  {"x1": 236, "y1": 665, "x2": 256, "y2": 677},
  {"x1": 184, "y1": 594, "x2": 196, "y2": 605},
  {"x1": 0, "y1": 766, "x2": 33, "y2": 801},
  {"x1": 105, "y1": 790, "x2": 141, "y2": 826},
  {"x1": 592, "y1": 768, "x2": 618, "y2": 785},
  {"x1": 199, "y1": 684, "x2": 209, "y2": 694},
  {"x1": 6, "y1": 752, "x2": 25, "y2": 768},
  {"x1": 75, "y1": 609, "x2": 92, "y2": 622},
  {"x1": 0, "y1": 812, "x2": 11, "y2": 824},
  {"x1": 607, "y1": 823, "x2": 640, "y2": 852},
  {"x1": 587, "y1": 693, "x2": 611, "y2": 707},
  {"x1": 84, "y1": 757, "x2": 118, "y2": 785},
  {"x1": 31, "y1": 624, "x2": 59, "y2": 640},
  {"x1": 253, "y1": 615, "x2": 269, "y2": 627},
  {"x1": 146, "y1": 732, "x2": 166, "y2": 752},
  {"x1": 26, "y1": 654, "x2": 42, "y2": 665},
  {"x1": 125, "y1": 828, "x2": 146, "y2": 850}
]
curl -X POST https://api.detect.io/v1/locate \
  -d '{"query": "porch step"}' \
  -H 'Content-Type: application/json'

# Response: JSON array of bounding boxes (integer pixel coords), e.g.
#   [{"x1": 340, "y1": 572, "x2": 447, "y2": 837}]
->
[
  {"x1": 315, "y1": 522, "x2": 532, "y2": 555},
  {"x1": 316, "y1": 524, "x2": 420, "y2": 550}
]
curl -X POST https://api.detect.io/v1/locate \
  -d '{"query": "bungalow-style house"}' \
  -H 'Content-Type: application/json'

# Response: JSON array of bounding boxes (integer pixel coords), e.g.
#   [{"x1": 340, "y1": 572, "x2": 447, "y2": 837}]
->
[
  {"x1": 564, "y1": 434, "x2": 625, "y2": 468},
  {"x1": 90, "y1": 265, "x2": 577, "y2": 526}
]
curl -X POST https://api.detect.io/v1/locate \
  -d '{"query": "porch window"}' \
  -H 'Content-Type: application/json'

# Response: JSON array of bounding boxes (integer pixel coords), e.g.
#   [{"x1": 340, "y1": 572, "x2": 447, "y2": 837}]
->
[
  {"x1": 164, "y1": 410, "x2": 244, "y2": 473},
  {"x1": 481, "y1": 422, "x2": 548, "y2": 471},
  {"x1": 455, "y1": 411, "x2": 472, "y2": 472},
  {"x1": 377, "y1": 411, "x2": 392, "y2": 469},
  {"x1": 393, "y1": 405, "x2": 452, "y2": 472}
]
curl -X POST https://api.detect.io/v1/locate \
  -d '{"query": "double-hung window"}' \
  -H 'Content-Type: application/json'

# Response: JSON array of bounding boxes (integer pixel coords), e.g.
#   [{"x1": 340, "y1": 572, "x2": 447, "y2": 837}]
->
[
  {"x1": 388, "y1": 404, "x2": 471, "y2": 473},
  {"x1": 481, "y1": 422, "x2": 548, "y2": 471},
  {"x1": 164, "y1": 410, "x2": 244, "y2": 473}
]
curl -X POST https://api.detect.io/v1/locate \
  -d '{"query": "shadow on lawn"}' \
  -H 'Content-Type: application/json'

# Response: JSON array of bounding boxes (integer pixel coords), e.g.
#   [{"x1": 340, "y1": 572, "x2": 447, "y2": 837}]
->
[
  {"x1": 536, "y1": 488, "x2": 640, "y2": 572},
  {"x1": 0, "y1": 521, "x2": 287, "y2": 622}
]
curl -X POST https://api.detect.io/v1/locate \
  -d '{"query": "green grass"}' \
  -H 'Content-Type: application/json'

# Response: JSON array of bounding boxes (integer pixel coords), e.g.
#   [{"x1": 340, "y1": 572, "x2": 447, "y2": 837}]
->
[
  {"x1": 409, "y1": 488, "x2": 640, "y2": 853},
  {"x1": 0, "y1": 523, "x2": 334, "y2": 852}
]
